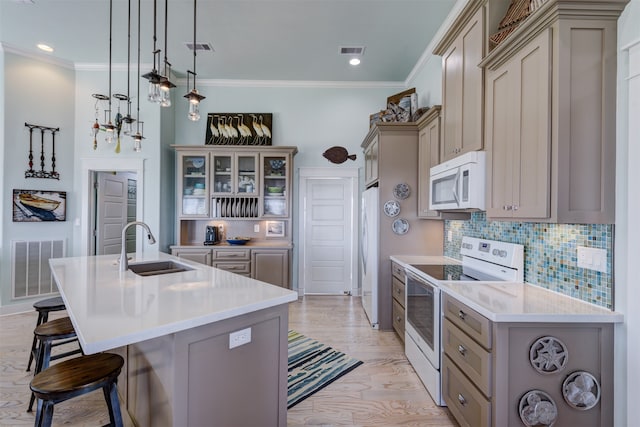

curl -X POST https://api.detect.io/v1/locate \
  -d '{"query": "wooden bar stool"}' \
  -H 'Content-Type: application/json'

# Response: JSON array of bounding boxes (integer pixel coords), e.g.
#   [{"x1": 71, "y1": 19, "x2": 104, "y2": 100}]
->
[
  {"x1": 28, "y1": 317, "x2": 83, "y2": 412},
  {"x1": 30, "y1": 352, "x2": 124, "y2": 427},
  {"x1": 26, "y1": 296, "x2": 73, "y2": 372}
]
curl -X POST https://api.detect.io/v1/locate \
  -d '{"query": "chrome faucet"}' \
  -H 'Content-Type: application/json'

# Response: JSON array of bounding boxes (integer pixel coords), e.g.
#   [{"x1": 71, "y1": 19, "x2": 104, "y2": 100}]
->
[{"x1": 119, "y1": 221, "x2": 157, "y2": 272}]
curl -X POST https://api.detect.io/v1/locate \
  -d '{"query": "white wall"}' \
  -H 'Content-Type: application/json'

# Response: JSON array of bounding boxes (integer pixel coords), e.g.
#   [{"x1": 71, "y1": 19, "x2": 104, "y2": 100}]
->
[{"x1": 1, "y1": 51, "x2": 75, "y2": 308}]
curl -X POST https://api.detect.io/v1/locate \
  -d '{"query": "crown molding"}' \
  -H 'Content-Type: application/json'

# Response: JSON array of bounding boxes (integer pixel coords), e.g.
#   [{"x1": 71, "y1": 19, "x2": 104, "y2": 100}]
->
[
  {"x1": 181, "y1": 78, "x2": 405, "y2": 89},
  {"x1": 0, "y1": 42, "x2": 74, "y2": 70}
]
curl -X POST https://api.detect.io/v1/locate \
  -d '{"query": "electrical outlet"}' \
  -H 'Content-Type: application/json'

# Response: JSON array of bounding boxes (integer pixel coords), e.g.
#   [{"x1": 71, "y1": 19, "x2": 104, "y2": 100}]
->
[
  {"x1": 229, "y1": 327, "x2": 251, "y2": 349},
  {"x1": 447, "y1": 230, "x2": 453, "y2": 242},
  {"x1": 254, "y1": 224, "x2": 260, "y2": 233},
  {"x1": 577, "y1": 246, "x2": 607, "y2": 273}
]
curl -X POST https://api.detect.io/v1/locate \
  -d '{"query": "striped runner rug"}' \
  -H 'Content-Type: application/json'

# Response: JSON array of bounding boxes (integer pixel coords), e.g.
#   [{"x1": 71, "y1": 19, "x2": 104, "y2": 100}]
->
[{"x1": 287, "y1": 330, "x2": 363, "y2": 409}]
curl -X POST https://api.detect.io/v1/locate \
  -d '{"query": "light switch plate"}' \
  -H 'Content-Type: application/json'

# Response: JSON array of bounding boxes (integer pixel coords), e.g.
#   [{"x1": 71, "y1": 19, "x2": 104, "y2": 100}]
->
[
  {"x1": 577, "y1": 246, "x2": 607, "y2": 273},
  {"x1": 254, "y1": 224, "x2": 260, "y2": 233}
]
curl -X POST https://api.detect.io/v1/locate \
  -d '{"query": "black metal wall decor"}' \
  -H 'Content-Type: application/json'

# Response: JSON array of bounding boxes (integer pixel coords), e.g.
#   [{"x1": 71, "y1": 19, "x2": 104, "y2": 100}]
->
[
  {"x1": 24, "y1": 123, "x2": 60, "y2": 180},
  {"x1": 205, "y1": 113, "x2": 272, "y2": 145}
]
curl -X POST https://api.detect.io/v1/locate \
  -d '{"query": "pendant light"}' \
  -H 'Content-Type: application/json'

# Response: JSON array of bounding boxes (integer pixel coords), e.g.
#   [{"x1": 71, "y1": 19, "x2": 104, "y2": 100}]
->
[
  {"x1": 122, "y1": 0, "x2": 136, "y2": 135},
  {"x1": 184, "y1": 0, "x2": 205, "y2": 121},
  {"x1": 158, "y1": 0, "x2": 175, "y2": 107},
  {"x1": 101, "y1": 0, "x2": 115, "y2": 144},
  {"x1": 142, "y1": 0, "x2": 163, "y2": 103},
  {"x1": 133, "y1": 0, "x2": 145, "y2": 151}
]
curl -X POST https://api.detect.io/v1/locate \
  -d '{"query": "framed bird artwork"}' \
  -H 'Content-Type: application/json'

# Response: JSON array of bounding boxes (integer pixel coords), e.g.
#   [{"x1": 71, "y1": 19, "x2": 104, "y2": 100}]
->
[{"x1": 205, "y1": 113, "x2": 272, "y2": 146}]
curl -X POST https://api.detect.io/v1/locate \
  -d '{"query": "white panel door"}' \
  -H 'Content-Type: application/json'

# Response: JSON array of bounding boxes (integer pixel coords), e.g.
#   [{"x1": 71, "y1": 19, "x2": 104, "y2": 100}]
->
[
  {"x1": 96, "y1": 172, "x2": 128, "y2": 255},
  {"x1": 299, "y1": 170, "x2": 357, "y2": 295}
]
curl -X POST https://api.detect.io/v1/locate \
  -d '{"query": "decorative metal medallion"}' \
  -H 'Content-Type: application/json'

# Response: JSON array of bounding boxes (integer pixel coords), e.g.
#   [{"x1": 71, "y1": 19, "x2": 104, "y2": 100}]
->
[
  {"x1": 529, "y1": 336, "x2": 568, "y2": 374},
  {"x1": 393, "y1": 183, "x2": 411, "y2": 200},
  {"x1": 391, "y1": 218, "x2": 409, "y2": 235},
  {"x1": 383, "y1": 200, "x2": 401, "y2": 217},
  {"x1": 562, "y1": 371, "x2": 600, "y2": 410},
  {"x1": 519, "y1": 390, "x2": 558, "y2": 427}
]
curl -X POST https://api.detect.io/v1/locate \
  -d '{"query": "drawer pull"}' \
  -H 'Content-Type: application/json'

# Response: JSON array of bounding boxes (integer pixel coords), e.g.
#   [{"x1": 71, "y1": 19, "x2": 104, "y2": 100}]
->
[
  {"x1": 458, "y1": 310, "x2": 466, "y2": 320},
  {"x1": 457, "y1": 345, "x2": 466, "y2": 356},
  {"x1": 396, "y1": 316, "x2": 402, "y2": 322},
  {"x1": 457, "y1": 393, "x2": 467, "y2": 406}
]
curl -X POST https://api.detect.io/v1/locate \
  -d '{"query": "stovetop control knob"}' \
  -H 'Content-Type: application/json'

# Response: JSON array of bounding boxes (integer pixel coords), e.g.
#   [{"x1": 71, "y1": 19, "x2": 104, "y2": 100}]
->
[
  {"x1": 492, "y1": 249, "x2": 500, "y2": 255},
  {"x1": 499, "y1": 250, "x2": 507, "y2": 258}
]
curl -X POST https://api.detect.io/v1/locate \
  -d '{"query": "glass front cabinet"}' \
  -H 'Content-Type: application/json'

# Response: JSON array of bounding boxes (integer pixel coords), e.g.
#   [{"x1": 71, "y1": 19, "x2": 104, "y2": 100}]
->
[
  {"x1": 261, "y1": 153, "x2": 289, "y2": 217},
  {"x1": 178, "y1": 152, "x2": 210, "y2": 217},
  {"x1": 211, "y1": 153, "x2": 258, "y2": 196}
]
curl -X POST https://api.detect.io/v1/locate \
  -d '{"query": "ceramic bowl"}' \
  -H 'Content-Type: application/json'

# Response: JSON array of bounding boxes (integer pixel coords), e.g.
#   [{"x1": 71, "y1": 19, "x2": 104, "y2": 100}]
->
[
  {"x1": 226, "y1": 237, "x2": 251, "y2": 245},
  {"x1": 267, "y1": 186, "x2": 283, "y2": 194}
]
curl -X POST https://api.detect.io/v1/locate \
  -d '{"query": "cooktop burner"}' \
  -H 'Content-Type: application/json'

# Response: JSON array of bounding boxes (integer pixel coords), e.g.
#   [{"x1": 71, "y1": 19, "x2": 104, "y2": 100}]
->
[{"x1": 409, "y1": 264, "x2": 477, "y2": 281}]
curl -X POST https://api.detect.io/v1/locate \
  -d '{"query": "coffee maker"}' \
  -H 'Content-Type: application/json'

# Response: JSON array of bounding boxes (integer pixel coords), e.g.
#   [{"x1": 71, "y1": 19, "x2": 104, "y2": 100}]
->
[{"x1": 204, "y1": 225, "x2": 219, "y2": 245}]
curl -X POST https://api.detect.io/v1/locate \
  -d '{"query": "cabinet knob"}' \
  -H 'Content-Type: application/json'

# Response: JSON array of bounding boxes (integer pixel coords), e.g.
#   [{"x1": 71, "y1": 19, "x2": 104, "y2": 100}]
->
[
  {"x1": 513, "y1": 205, "x2": 519, "y2": 211},
  {"x1": 504, "y1": 205, "x2": 512, "y2": 211},
  {"x1": 458, "y1": 393, "x2": 467, "y2": 406},
  {"x1": 396, "y1": 316, "x2": 402, "y2": 322},
  {"x1": 458, "y1": 310, "x2": 466, "y2": 320},
  {"x1": 458, "y1": 345, "x2": 467, "y2": 356}
]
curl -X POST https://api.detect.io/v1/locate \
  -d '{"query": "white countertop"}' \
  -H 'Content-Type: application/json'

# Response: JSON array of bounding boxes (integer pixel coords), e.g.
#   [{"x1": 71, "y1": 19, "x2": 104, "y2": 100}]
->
[
  {"x1": 49, "y1": 252, "x2": 298, "y2": 354},
  {"x1": 390, "y1": 255, "x2": 622, "y2": 323}
]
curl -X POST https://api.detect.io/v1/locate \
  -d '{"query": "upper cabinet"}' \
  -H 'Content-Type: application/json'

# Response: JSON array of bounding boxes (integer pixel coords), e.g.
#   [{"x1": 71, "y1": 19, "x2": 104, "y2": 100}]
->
[
  {"x1": 178, "y1": 152, "x2": 210, "y2": 217},
  {"x1": 261, "y1": 152, "x2": 291, "y2": 217},
  {"x1": 417, "y1": 107, "x2": 442, "y2": 219},
  {"x1": 363, "y1": 135, "x2": 379, "y2": 188},
  {"x1": 480, "y1": 0, "x2": 627, "y2": 223},
  {"x1": 433, "y1": 2, "x2": 485, "y2": 162},
  {"x1": 211, "y1": 153, "x2": 258, "y2": 196}
]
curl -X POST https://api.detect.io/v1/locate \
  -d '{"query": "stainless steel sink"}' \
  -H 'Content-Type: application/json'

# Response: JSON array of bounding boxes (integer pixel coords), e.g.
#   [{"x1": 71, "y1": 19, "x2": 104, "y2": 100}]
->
[{"x1": 128, "y1": 261, "x2": 194, "y2": 276}]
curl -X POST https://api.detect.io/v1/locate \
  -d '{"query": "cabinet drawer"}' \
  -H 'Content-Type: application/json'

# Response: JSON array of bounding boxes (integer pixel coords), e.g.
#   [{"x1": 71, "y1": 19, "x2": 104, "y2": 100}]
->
[
  {"x1": 442, "y1": 318, "x2": 492, "y2": 397},
  {"x1": 442, "y1": 355, "x2": 491, "y2": 427},
  {"x1": 392, "y1": 277, "x2": 405, "y2": 307},
  {"x1": 212, "y1": 249, "x2": 250, "y2": 261},
  {"x1": 391, "y1": 261, "x2": 404, "y2": 280},
  {"x1": 213, "y1": 262, "x2": 251, "y2": 274},
  {"x1": 392, "y1": 298, "x2": 405, "y2": 342},
  {"x1": 442, "y1": 293, "x2": 492, "y2": 350}
]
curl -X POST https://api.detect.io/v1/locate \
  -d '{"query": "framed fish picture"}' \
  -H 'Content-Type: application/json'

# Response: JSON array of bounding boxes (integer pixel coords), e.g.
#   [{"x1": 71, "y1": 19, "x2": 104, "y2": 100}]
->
[
  {"x1": 13, "y1": 189, "x2": 66, "y2": 222},
  {"x1": 205, "y1": 113, "x2": 272, "y2": 146}
]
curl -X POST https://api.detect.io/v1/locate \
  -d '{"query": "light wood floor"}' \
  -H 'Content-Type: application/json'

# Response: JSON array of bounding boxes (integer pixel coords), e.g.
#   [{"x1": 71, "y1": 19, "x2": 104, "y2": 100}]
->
[{"x1": 0, "y1": 296, "x2": 458, "y2": 426}]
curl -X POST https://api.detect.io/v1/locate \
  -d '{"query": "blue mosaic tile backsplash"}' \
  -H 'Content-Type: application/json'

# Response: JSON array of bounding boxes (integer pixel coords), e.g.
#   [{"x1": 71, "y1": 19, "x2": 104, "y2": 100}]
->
[{"x1": 444, "y1": 212, "x2": 614, "y2": 308}]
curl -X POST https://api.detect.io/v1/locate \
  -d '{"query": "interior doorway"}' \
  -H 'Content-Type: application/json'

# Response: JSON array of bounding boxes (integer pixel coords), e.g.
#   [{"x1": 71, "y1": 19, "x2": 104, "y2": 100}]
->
[
  {"x1": 298, "y1": 168, "x2": 359, "y2": 295},
  {"x1": 92, "y1": 172, "x2": 137, "y2": 255},
  {"x1": 80, "y1": 158, "x2": 145, "y2": 256}
]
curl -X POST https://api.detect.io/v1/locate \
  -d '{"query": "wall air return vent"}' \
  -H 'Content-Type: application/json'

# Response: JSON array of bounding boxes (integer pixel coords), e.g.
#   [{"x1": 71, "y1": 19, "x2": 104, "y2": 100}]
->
[
  {"x1": 340, "y1": 46, "x2": 365, "y2": 55},
  {"x1": 185, "y1": 42, "x2": 214, "y2": 52}
]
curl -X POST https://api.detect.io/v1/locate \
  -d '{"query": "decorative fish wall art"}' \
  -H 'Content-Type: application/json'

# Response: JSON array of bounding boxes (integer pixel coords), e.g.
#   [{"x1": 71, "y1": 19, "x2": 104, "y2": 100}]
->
[{"x1": 323, "y1": 146, "x2": 357, "y2": 164}]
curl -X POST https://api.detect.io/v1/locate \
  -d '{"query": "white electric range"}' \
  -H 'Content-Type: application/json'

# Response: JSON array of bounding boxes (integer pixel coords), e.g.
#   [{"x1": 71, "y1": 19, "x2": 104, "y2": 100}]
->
[{"x1": 403, "y1": 236, "x2": 524, "y2": 406}]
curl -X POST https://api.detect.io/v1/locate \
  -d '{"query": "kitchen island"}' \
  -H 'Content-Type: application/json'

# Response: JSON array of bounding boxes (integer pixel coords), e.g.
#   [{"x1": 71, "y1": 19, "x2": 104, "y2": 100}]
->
[{"x1": 49, "y1": 251, "x2": 297, "y2": 427}]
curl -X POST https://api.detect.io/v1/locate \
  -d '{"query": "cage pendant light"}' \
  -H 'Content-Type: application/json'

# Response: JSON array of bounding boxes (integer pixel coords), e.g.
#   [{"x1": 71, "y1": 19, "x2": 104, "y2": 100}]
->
[
  {"x1": 158, "y1": 0, "x2": 175, "y2": 107},
  {"x1": 133, "y1": 0, "x2": 146, "y2": 151},
  {"x1": 184, "y1": 0, "x2": 205, "y2": 121},
  {"x1": 101, "y1": 0, "x2": 115, "y2": 144},
  {"x1": 122, "y1": 0, "x2": 136, "y2": 135},
  {"x1": 142, "y1": 0, "x2": 163, "y2": 103}
]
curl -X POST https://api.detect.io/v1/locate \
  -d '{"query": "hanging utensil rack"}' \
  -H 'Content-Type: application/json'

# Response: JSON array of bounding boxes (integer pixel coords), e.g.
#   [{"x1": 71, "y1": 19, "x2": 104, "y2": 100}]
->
[{"x1": 24, "y1": 122, "x2": 60, "y2": 179}]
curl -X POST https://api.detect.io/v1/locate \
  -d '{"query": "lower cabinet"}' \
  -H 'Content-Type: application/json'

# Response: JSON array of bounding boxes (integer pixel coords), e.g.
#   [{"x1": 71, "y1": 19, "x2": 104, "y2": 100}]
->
[
  {"x1": 442, "y1": 293, "x2": 615, "y2": 427},
  {"x1": 171, "y1": 246, "x2": 291, "y2": 288},
  {"x1": 391, "y1": 262, "x2": 405, "y2": 343},
  {"x1": 252, "y1": 249, "x2": 289, "y2": 289}
]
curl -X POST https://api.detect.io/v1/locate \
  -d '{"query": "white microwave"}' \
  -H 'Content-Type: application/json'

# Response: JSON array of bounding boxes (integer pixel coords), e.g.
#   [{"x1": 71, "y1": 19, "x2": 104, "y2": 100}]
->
[{"x1": 429, "y1": 151, "x2": 486, "y2": 211}]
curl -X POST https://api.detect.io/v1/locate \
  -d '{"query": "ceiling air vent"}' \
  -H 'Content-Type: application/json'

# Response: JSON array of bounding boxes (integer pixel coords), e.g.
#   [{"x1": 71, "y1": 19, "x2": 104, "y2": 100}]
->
[
  {"x1": 185, "y1": 42, "x2": 214, "y2": 52},
  {"x1": 340, "y1": 46, "x2": 365, "y2": 55}
]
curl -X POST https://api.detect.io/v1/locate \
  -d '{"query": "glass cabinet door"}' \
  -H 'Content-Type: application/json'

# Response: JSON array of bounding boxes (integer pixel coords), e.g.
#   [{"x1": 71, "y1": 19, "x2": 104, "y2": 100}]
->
[
  {"x1": 212, "y1": 153, "x2": 233, "y2": 194},
  {"x1": 262, "y1": 154, "x2": 288, "y2": 217},
  {"x1": 236, "y1": 155, "x2": 257, "y2": 195},
  {"x1": 180, "y1": 153, "x2": 209, "y2": 217}
]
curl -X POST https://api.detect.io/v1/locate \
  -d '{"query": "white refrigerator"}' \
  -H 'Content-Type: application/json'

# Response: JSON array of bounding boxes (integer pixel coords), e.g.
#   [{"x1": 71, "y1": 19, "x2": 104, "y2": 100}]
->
[{"x1": 361, "y1": 187, "x2": 379, "y2": 328}]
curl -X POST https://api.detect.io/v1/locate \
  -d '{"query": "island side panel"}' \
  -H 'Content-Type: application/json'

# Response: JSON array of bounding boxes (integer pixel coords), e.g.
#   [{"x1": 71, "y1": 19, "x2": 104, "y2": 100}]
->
[{"x1": 125, "y1": 303, "x2": 289, "y2": 427}]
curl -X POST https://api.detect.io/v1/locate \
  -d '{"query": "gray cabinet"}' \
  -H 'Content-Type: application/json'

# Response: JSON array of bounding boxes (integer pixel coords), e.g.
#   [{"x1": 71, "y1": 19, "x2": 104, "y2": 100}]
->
[
  {"x1": 391, "y1": 261, "x2": 405, "y2": 343},
  {"x1": 252, "y1": 249, "x2": 290, "y2": 288},
  {"x1": 434, "y1": 4, "x2": 485, "y2": 162},
  {"x1": 417, "y1": 107, "x2": 442, "y2": 219},
  {"x1": 363, "y1": 135, "x2": 379, "y2": 187},
  {"x1": 481, "y1": 0, "x2": 625, "y2": 223},
  {"x1": 442, "y1": 293, "x2": 615, "y2": 427},
  {"x1": 171, "y1": 247, "x2": 212, "y2": 266}
]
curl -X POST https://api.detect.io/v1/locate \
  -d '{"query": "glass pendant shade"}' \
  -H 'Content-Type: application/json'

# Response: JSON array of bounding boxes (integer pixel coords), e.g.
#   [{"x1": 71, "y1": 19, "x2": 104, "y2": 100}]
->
[
  {"x1": 188, "y1": 98, "x2": 200, "y2": 121},
  {"x1": 159, "y1": 80, "x2": 172, "y2": 107},
  {"x1": 104, "y1": 123, "x2": 115, "y2": 144},
  {"x1": 147, "y1": 78, "x2": 161, "y2": 102},
  {"x1": 133, "y1": 132, "x2": 143, "y2": 152}
]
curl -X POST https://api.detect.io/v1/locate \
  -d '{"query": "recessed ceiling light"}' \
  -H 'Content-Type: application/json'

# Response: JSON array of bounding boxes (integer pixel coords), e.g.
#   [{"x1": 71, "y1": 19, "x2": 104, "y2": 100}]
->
[
  {"x1": 37, "y1": 43, "x2": 54, "y2": 53},
  {"x1": 349, "y1": 58, "x2": 361, "y2": 66}
]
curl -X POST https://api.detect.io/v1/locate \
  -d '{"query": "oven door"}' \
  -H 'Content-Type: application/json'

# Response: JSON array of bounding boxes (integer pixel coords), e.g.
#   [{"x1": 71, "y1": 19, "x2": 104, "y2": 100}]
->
[{"x1": 405, "y1": 270, "x2": 440, "y2": 369}]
